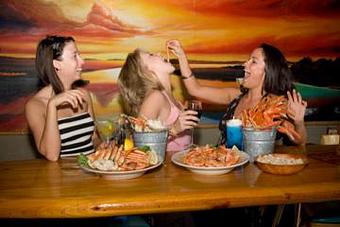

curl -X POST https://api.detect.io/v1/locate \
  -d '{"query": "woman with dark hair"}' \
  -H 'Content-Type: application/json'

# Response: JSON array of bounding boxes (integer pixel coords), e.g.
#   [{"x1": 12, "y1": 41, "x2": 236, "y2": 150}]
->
[
  {"x1": 25, "y1": 35, "x2": 96, "y2": 161},
  {"x1": 167, "y1": 40, "x2": 307, "y2": 145}
]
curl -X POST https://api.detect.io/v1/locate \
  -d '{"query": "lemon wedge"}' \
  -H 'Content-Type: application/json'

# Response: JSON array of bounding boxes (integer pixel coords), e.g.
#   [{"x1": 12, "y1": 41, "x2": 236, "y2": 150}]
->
[
  {"x1": 147, "y1": 150, "x2": 158, "y2": 165},
  {"x1": 124, "y1": 137, "x2": 134, "y2": 150}
]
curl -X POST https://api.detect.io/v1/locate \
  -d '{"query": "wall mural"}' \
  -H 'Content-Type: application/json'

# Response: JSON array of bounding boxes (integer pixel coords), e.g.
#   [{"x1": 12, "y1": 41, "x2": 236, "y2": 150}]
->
[{"x1": 0, "y1": 0, "x2": 339, "y2": 133}]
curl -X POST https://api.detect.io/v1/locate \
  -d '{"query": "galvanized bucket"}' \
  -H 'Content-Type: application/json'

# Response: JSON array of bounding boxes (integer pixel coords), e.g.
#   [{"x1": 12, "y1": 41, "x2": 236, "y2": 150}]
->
[
  {"x1": 133, "y1": 130, "x2": 168, "y2": 163},
  {"x1": 243, "y1": 127, "x2": 277, "y2": 162}
]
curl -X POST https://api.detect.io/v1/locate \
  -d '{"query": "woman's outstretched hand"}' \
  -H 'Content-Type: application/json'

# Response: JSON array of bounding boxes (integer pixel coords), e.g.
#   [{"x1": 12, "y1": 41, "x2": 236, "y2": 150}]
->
[{"x1": 287, "y1": 89, "x2": 307, "y2": 123}]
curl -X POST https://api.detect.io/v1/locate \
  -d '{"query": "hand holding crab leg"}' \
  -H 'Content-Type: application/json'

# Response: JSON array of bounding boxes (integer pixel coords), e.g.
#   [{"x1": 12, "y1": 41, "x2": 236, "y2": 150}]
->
[{"x1": 166, "y1": 40, "x2": 185, "y2": 58}]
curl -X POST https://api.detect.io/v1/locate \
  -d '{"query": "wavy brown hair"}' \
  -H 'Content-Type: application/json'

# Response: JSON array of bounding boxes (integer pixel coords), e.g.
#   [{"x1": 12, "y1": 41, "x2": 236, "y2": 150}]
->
[
  {"x1": 35, "y1": 35, "x2": 75, "y2": 94},
  {"x1": 118, "y1": 49, "x2": 164, "y2": 116}
]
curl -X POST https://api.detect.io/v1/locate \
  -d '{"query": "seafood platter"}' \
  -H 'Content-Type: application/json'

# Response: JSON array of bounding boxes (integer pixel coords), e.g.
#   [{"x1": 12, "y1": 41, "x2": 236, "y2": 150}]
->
[
  {"x1": 172, "y1": 145, "x2": 249, "y2": 175},
  {"x1": 78, "y1": 142, "x2": 161, "y2": 180},
  {"x1": 255, "y1": 153, "x2": 308, "y2": 175},
  {"x1": 78, "y1": 115, "x2": 167, "y2": 180}
]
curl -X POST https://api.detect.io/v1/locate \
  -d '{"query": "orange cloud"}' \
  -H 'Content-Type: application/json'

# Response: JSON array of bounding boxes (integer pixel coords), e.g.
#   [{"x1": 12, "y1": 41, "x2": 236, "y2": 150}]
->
[
  {"x1": 152, "y1": 0, "x2": 340, "y2": 18},
  {"x1": 87, "y1": 3, "x2": 138, "y2": 33},
  {"x1": 0, "y1": 1, "x2": 148, "y2": 38},
  {"x1": 184, "y1": 33, "x2": 340, "y2": 60}
]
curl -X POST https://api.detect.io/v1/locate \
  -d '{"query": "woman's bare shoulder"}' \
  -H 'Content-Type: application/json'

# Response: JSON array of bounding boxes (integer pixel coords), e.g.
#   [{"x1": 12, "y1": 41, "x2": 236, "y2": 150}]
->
[
  {"x1": 144, "y1": 90, "x2": 167, "y2": 103},
  {"x1": 139, "y1": 90, "x2": 169, "y2": 118},
  {"x1": 25, "y1": 88, "x2": 49, "y2": 112}
]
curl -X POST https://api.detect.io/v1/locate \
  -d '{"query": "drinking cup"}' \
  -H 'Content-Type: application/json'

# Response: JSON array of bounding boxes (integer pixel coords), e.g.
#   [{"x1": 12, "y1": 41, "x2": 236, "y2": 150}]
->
[
  {"x1": 185, "y1": 100, "x2": 202, "y2": 145},
  {"x1": 186, "y1": 100, "x2": 202, "y2": 120},
  {"x1": 226, "y1": 118, "x2": 243, "y2": 150},
  {"x1": 96, "y1": 117, "x2": 118, "y2": 143}
]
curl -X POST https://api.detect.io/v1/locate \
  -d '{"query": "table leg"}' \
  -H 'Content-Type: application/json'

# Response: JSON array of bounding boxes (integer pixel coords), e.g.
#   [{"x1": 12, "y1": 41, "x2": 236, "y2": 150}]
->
[
  {"x1": 272, "y1": 205, "x2": 285, "y2": 227},
  {"x1": 295, "y1": 203, "x2": 302, "y2": 227}
]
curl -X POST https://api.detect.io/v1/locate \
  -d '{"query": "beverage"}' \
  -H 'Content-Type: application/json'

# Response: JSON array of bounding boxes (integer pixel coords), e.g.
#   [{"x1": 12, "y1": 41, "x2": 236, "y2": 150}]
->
[
  {"x1": 96, "y1": 118, "x2": 117, "y2": 143},
  {"x1": 226, "y1": 118, "x2": 243, "y2": 150},
  {"x1": 195, "y1": 109, "x2": 202, "y2": 119},
  {"x1": 186, "y1": 100, "x2": 202, "y2": 121}
]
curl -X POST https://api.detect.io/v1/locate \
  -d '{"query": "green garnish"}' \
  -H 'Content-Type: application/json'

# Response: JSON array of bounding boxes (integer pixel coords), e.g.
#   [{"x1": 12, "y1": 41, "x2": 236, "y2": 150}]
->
[
  {"x1": 209, "y1": 144, "x2": 218, "y2": 148},
  {"x1": 78, "y1": 153, "x2": 89, "y2": 167},
  {"x1": 138, "y1": 145, "x2": 151, "y2": 152}
]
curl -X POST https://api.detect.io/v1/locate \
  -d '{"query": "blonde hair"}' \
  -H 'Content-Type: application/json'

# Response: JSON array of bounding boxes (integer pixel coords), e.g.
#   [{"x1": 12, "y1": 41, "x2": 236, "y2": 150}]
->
[{"x1": 118, "y1": 49, "x2": 164, "y2": 116}]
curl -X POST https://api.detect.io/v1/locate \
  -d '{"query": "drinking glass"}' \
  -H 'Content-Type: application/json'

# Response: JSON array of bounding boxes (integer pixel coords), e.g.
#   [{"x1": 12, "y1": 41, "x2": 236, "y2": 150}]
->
[
  {"x1": 95, "y1": 117, "x2": 117, "y2": 144},
  {"x1": 186, "y1": 100, "x2": 202, "y2": 146},
  {"x1": 186, "y1": 100, "x2": 202, "y2": 120},
  {"x1": 226, "y1": 118, "x2": 243, "y2": 150}
]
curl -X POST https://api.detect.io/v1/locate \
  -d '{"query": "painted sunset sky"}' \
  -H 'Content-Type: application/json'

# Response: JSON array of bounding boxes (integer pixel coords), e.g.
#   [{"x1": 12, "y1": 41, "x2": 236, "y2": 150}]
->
[{"x1": 0, "y1": 0, "x2": 339, "y2": 62}]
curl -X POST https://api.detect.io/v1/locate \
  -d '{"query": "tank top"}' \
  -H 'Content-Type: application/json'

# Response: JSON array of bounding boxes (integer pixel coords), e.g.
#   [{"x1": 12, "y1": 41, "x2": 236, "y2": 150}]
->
[
  {"x1": 161, "y1": 91, "x2": 192, "y2": 152},
  {"x1": 58, "y1": 112, "x2": 95, "y2": 157}
]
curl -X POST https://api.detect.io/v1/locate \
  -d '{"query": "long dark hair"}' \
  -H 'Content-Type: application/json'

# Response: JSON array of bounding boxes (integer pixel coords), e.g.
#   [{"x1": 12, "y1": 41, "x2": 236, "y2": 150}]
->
[
  {"x1": 260, "y1": 43, "x2": 294, "y2": 96},
  {"x1": 35, "y1": 35, "x2": 75, "y2": 94}
]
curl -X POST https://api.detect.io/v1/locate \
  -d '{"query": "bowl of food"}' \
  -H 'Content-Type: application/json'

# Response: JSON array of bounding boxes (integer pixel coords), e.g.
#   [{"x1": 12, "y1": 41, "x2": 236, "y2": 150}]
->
[{"x1": 255, "y1": 153, "x2": 308, "y2": 175}]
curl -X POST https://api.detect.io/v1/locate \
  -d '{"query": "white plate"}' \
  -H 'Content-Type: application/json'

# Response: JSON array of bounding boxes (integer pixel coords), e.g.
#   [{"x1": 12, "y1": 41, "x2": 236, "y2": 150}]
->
[
  {"x1": 80, "y1": 162, "x2": 162, "y2": 180},
  {"x1": 171, "y1": 150, "x2": 249, "y2": 175}
]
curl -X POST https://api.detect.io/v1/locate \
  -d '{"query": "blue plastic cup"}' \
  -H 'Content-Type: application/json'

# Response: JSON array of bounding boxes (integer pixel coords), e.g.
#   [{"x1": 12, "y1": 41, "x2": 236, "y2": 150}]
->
[{"x1": 226, "y1": 119, "x2": 243, "y2": 150}]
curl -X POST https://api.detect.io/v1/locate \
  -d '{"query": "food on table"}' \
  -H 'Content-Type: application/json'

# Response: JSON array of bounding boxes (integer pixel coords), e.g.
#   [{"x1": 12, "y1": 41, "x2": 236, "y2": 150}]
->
[
  {"x1": 255, "y1": 153, "x2": 307, "y2": 175},
  {"x1": 256, "y1": 154, "x2": 304, "y2": 165},
  {"x1": 183, "y1": 145, "x2": 240, "y2": 167},
  {"x1": 124, "y1": 137, "x2": 134, "y2": 150},
  {"x1": 78, "y1": 142, "x2": 158, "y2": 171},
  {"x1": 121, "y1": 114, "x2": 166, "y2": 132},
  {"x1": 241, "y1": 95, "x2": 301, "y2": 141}
]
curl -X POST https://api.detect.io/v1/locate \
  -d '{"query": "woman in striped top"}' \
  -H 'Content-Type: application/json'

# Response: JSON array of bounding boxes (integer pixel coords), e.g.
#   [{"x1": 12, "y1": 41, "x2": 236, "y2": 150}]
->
[{"x1": 25, "y1": 36, "x2": 96, "y2": 161}]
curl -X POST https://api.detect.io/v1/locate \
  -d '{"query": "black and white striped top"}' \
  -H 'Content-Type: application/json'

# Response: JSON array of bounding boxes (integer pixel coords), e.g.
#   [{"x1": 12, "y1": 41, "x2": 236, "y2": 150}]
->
[{"x1": 57, "y1": 112, "x2": 95, "y2": 158}]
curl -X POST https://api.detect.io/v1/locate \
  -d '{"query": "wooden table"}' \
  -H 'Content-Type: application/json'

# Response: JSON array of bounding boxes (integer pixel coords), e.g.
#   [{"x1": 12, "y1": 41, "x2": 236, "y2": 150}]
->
[{"x1": 0, "y1": 145, "x2": 339, "y2": 218}]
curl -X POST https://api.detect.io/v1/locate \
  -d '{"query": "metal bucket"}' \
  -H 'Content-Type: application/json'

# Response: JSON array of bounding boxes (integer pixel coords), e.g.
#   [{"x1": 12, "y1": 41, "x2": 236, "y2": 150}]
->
[
  {"x1": 133, "y1": 130, "x2": 168, "y2": 163},
  {"x1": 243, "y1": 127, "x2": 277, "y2": 162}
]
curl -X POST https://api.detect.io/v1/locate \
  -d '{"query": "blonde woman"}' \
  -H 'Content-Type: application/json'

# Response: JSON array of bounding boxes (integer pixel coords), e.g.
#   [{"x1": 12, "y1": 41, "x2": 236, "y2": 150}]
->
[{"x1": 118, "y1": 49, "x2": 199, "y2": 153}]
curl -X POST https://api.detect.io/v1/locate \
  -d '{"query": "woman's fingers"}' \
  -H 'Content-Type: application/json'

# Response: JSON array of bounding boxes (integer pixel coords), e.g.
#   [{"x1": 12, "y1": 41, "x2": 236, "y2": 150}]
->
[
  {"x1": 287, "y1": 90, "x2": 293, "y2": 102},
  {"x1": 54, "y1": 89, "x2": 86, "y2": 108},
  {"x1": 302, "y1": 100, "x2": 307, "y2": 107},
  {"x1": 180, "y1": 110, "x2": 199, "y2": 128},
  {"x1": 166, "y1": 40, "x2": 183, "y2": 57},
  {"x1": 288, "y1": 89, "x2": 305, "y2": 105},
  {"x1": 286, "y1": 89, "x2": 308, "y2": 123},
  {"x1": 294, "y1": 90, "x2": 302, "y2": 102}
]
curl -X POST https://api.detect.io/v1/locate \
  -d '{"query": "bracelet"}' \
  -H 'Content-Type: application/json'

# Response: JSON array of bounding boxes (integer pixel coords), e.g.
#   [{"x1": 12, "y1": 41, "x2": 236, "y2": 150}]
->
[{"x1": 182, "y1": 73, "x2": 194, "y2": 80}]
